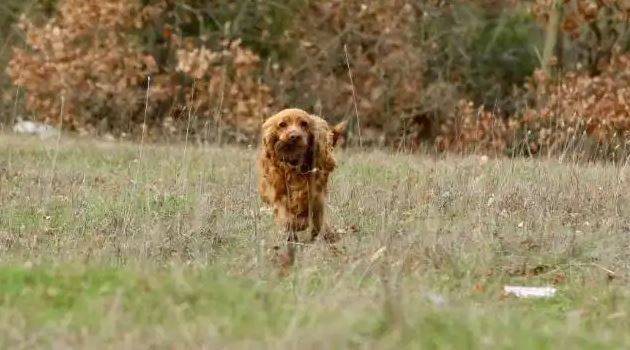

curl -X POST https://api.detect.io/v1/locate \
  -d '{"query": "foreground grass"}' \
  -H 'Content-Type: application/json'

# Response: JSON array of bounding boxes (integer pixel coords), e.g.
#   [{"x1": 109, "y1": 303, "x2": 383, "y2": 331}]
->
[{"x1": 0, "y1": 134, "x2": 629, "y2": 348}]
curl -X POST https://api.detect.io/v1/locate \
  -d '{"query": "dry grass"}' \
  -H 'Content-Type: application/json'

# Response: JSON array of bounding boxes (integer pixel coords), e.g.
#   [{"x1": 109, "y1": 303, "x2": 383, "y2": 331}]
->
[{"x1": 0, "y1": 133, "x2": 629, "y2": 348}]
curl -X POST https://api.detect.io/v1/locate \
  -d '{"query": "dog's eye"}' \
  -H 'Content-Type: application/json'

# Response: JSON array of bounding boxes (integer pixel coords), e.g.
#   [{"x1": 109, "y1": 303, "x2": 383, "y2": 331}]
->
[
  {"x1": 279, "y1": 121, "x2": 287, "y2": 128},
  {"x1": 300, "y1": 121, "x2": 309, "y2": 128}
]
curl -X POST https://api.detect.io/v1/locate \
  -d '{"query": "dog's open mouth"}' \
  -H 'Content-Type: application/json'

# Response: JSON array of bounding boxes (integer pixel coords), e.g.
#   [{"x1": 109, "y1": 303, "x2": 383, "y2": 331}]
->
[
  {"x1": 278, "y1": 152, "x2": 303, "y2": 167},
  {"x1": 280, "y1": 157, "x2": 302, "y2": 168},
  {"x1": 277, "y1": 145, "x2": 306, "y2": 168}
]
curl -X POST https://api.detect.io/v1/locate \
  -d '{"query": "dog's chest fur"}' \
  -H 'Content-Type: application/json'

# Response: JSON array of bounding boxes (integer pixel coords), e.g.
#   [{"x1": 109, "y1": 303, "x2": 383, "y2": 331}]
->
[{"x1": 268, "y1": 164, "x2": 329, "y2": 215}]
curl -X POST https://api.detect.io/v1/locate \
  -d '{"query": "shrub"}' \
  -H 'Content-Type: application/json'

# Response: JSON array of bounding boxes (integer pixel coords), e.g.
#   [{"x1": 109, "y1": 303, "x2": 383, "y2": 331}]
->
[
  {"x1": 7, "y1": 0, "x2": 163, "y2": 132},
  {"x1": 434, "y1": 99, "x2": 517, "y2": 155},
  {"x1": 520, "y1": 52, "x2": 630, "y2": 158},
  {"x1": 467, "y1": 8, "x2": 541, "y2": 110},
  {"x1": 0, "y1": 0, "x2": 57, "y2": 126},
  {"x1": 272, "y1": 0, "x2": 428, "y2": 144},
  {"x1": 533, "y1": 0, "x2": 630, "y2": 73},
  {"x1": 7, "y1": 0, "x2": 274, "y2": 140},
  {"x1": 174, "y1": 39, "x2": 273, "y2": 142},
  {"x1": 4, "y1": 0, "x2": 628, "y2": 159}
]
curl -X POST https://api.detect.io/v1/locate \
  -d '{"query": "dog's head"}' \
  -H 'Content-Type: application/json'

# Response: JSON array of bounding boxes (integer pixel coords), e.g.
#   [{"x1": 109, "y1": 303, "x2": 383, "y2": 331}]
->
[{"x1": 262, "y1": 108, "x2": 346, "y2": 171}]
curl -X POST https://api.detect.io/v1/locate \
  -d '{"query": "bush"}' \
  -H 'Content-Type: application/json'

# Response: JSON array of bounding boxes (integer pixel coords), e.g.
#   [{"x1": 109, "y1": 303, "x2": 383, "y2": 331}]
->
[
  {"x1": 278, "y1": 0, "x2": 427, "y2": 139},
  {"x1": 6, "y1": 0, "x2": 275, "y2": 140},
  {"x1": 173, "y1": 39, "x2": 274, "y2": 142},
  {"x1": 7, "y1": 0, "x2": 162, "y2": 132},
  {"x1": 467, "y1": 8, "x2": 541, "y2": 110},
  {"x1": 3, "y1": 0, "x2": 629, "y2": 160},
  {"x1": 533, "y1": 0, "x2": 630, "y2": 74},
  {"x1": 435, "y1": 100, "x2": 517, "y2": 155},
  {"x1": 520, "y1": 52, "x2": 630, "y2": 159},
  {"x1": 0, "y1": 0, "x2": 57, "y2": 126}
]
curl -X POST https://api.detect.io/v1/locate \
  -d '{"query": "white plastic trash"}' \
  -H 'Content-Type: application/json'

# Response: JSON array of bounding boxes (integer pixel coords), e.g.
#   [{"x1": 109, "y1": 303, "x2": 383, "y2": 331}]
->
[
  {"x1": 13, "y1": 119, "x2": 59, "y2": 138},
  {"x1": 504, "y1": 285, "x2": 556, "y2": 298}
]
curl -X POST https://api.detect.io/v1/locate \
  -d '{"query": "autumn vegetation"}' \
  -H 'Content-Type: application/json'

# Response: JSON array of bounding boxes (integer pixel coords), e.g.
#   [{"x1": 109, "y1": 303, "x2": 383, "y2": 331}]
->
[
  {"x1": 1, "y1": 2, "x2": 630, "y2": 348},
  {"x1": 0, "y1": 0, "x2": 628, "y2": 159}
]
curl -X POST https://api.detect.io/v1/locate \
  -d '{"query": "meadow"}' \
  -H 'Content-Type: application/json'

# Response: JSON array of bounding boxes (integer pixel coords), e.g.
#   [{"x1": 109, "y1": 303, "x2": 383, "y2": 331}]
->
[{"x1": 0, "y1": 133, "x2": 629, "y2": 349}]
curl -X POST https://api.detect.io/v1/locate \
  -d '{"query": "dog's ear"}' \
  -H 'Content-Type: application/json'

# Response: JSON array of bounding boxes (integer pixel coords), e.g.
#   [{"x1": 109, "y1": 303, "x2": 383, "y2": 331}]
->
[
  {"x1": 331, "y1": 120, "x2": 348, "y2": 148},
  {"x1": 308, "y1": 115, "x2": 336, "y2": 172},
  {"x1": 261, "y1": 121, "x2": 278, "y2": 159}
]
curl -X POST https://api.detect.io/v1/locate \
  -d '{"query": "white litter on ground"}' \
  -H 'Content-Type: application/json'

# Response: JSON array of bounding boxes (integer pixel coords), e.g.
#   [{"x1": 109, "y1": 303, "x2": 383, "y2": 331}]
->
[
  {"x1": 13, "y1": 119, "x2": 59, "y2": 138},
  {"x1": 504, "y1": 285, "x2": 557, "y2": 298},
  {"x1": 425, "y1": 292, "x2": 448, "y2": 308}
]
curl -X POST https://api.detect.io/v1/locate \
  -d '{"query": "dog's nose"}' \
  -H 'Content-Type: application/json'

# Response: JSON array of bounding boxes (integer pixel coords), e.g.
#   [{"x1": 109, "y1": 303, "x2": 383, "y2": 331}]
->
[{"x1": 289, "y1": 134, "x2": 299, "y2": 141}]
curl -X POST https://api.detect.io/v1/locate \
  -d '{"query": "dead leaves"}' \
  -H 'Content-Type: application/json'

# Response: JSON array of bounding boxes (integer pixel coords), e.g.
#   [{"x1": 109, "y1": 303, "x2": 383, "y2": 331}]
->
[
  {"x1": 522, "y1": 53, "x2": 630, "y2": 156},
  {"x1": 8, "y1": 1, "x2": 272, "y2": 140}
]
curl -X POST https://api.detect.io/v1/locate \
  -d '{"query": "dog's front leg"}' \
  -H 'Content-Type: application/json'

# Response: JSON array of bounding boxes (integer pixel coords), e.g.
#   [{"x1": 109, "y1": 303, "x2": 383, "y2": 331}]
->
[
  {"x1": 284, "y1": 214, "x2": 306, "y2": 267},
  {"x1": 285, "y1": 229, "x2": 297, "y2": 266},
  {"x1": 309, "y1": 193, "x2": 325, "y2": 242}
]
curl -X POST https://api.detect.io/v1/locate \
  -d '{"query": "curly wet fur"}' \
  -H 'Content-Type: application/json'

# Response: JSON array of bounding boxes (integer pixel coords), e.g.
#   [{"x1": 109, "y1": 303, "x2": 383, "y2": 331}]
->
[{"x1": 258, "y1": 108, "x2": 346, "y2": 242}]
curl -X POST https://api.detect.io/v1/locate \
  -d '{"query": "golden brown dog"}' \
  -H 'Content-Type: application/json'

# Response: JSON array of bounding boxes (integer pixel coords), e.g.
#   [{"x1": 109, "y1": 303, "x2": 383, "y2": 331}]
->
[{"x1": 258, "y1": 108, "x2": 346, "y2": 243}]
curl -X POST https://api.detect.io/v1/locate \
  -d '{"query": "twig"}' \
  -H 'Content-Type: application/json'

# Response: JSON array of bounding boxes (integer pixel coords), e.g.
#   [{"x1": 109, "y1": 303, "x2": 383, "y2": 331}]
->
[
  {"x1": 248, "y1": 148, "x2": 261, "y2": 265},
  {"x1": 215, "y1": 67, "x2": 227, "y2": 146},
  {"x1": 181, "y1": 79, "x2": 196, "y2": 189},
  {"x1": 344, "y1": 44, "x2": 363, "y2": 148},
  {"x1": 136, "y1": 75, "x2": 151, "y2": 189},
  {"x1": 591, "y1": 263, "x2": 616, "y2": 277},
  {"x1": 46, "y1": 95, "x2": 64, "y2": 203},
  {"x1": 124, "y1": 76, "x2": 151, "y2": 237},
  {"x1": 10, "y1": 84, "x2": 21, "y2": 128}
]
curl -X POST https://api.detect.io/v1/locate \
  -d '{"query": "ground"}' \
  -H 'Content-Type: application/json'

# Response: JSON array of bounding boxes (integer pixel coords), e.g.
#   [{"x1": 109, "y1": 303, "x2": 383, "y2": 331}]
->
[{"x1": 0, "y1": 134, "x2": 629, "y2": 349}]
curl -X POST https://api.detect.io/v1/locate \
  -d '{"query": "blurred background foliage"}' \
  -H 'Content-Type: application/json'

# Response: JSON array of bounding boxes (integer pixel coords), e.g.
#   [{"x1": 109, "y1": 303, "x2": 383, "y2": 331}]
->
[{"x1": 1, "y1": 0, "x2": 628, "y2": 159}]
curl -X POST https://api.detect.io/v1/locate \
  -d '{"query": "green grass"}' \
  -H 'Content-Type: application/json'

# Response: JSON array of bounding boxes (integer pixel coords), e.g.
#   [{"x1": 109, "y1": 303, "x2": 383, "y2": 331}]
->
[{"x1": 0, "y1": 134, "x2": 629, "y2": 348}]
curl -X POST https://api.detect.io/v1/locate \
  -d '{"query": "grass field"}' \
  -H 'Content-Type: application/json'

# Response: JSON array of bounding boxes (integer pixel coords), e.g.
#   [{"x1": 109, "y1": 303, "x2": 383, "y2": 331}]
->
[{"x1": 0, "y1": 133, "x2": 629, "y2": 349}]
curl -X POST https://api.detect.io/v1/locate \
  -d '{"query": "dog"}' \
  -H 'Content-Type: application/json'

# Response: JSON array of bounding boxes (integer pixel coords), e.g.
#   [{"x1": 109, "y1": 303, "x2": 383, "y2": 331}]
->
[{"x1": 258, "y1": 108, "x2": 346, "y2": 244}]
